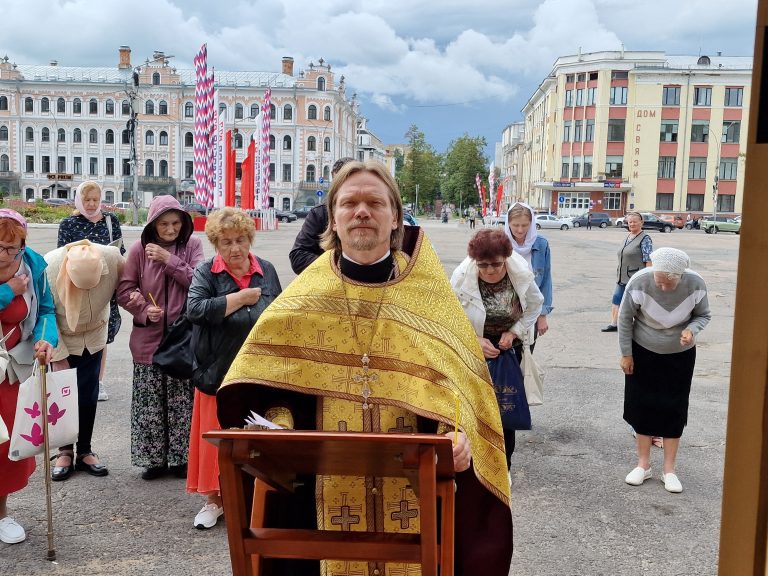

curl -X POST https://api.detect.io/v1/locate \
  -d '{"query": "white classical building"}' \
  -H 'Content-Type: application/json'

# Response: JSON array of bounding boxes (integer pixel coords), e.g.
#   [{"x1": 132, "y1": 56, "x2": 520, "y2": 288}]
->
[{"x1": 0, "y1": 47, "x2": 361, "y2": 210}]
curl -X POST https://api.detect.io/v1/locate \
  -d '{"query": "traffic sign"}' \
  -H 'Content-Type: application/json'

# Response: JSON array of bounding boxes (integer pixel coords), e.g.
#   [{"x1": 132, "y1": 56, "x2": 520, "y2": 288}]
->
[
  {"x1": 558, "y1": 196, "x2": 565, "y2": 203},
  {"x1": 319, "y1": 177, "x2": 324, "y2": 184},
  {"x1": 316, "y1": 190, "x2": 324, "y2": 198}
]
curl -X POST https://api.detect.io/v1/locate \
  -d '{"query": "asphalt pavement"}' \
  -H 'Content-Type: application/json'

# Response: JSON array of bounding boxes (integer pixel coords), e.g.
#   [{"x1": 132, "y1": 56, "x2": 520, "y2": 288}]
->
[{"x1": 0, "y1": 219, "x2": 736, "y2": 575}]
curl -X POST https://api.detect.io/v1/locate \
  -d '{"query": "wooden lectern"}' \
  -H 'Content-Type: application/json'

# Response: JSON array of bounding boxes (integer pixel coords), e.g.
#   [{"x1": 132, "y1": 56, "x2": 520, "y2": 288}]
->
[{"x1": 204, "y1": 430, "x2": 456, "y2": 576}]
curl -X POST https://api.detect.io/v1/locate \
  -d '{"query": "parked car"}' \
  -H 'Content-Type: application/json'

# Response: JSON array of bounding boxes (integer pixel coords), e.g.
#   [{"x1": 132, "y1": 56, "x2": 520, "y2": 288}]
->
[
  {"x1": 111, "y1": 201, "x2": 132, "y2": 211},
  {"x1": 292, "y1": 205, "x2": 317, "y2": 218},
  {"x1": 700, "y1": 216, "x2": 741, "y2": 234},
  {"x1": 43, "y1": 198, "x2": 74, "y2": 207},
  {"x1": 181, "y1": 202, "x2": 207, "y2": 214},
  {"x1": 403, "y1": 213, "x2": 418, "y2": 226},
  {"x1": 535, "y1": 214, "x2": 572, "y2": 230},
  {"x1": 572, "y1": 212, "x2": 611, "y2": 228},
  {"x1": 657, "y1": 213, "x2": 685, "y2": 229},
  {"x1": 620, "y1": 212, "x2": 675, "y2": 233},
  {"x1": 274, "y1": 209, "x2": 298, "y2": 223}
]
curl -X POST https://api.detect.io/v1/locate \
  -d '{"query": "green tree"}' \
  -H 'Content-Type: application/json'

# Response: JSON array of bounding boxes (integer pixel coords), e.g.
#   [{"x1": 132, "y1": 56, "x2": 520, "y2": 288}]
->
[
  {"x1": 399, "y1": 125, "x2": 441, "y2": 215},
  {"x1": 441, "y1": 134, "x2": 488, "y2": 213}
]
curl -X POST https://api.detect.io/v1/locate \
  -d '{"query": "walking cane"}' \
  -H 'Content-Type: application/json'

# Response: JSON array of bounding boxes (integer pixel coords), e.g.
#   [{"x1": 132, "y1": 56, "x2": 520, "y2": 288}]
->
[{"x1": 38, "y1": 319, "x2": 56, "y2": 561}]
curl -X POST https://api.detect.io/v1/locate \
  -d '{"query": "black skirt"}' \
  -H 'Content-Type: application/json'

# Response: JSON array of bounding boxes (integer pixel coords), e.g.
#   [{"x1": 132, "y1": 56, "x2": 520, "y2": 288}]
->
[{"x1": 623, "y1": 340, "x2": 696, "y2": 438}]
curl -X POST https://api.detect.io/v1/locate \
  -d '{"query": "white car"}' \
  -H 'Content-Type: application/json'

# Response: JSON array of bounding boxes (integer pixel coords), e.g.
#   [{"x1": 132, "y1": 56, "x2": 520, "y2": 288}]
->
[{"x1": 535, "y1": 214, "x2": 572, "y2": 230}]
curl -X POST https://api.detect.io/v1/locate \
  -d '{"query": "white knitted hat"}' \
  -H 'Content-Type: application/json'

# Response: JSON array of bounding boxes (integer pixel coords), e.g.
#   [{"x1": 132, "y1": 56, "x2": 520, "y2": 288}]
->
[{"x1": 651, "y1": 247, "x2": 690, "y2": 275}]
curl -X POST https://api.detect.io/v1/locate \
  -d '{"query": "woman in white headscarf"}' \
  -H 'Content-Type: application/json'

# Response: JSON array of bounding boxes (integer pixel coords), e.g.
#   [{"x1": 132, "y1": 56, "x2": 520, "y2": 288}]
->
[
  {"x1": 619, "y1": 248, "x2": 711, "y2": 493},
  {"x1": 57, "y1": 181, "x2": 124, "y2": 402}
]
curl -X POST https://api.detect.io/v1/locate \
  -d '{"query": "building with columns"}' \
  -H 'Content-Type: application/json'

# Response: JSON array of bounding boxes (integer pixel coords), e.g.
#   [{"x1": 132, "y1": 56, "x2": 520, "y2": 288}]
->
[
  {"x1": 0, "y1": 47, "x2": 361, "y2": 211},
  {"x1": 500, "y1": 121, "x2": 525, "y2": 213},
  {"x1": 519, "y1": 50, "x2": 751, "y2": 217}
]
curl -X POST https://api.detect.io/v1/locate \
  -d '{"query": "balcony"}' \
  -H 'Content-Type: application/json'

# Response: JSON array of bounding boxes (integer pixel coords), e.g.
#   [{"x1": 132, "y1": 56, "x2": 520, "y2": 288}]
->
[
  {"x1": 124, "y1": 176, "x2": 177, "y2": 195},
  {"x1": 298, "y1": 180, "x2": 329, "y2": 191}
]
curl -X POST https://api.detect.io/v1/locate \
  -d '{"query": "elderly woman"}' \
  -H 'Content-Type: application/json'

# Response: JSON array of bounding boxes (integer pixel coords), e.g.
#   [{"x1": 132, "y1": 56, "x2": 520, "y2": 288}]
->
[
  {"x1": 451, "y1": 228, "x2": 543, "y2": 465},
  {"x1": 58, "y1": 180, "x2": 125, "y2": 402},
  {"x1": 186, "y1": 207, "x2": 282, "y2": 529},
  {"x1": 602, "y1": 211, "x2": 652, "y2": 333},
  {"x1": 0, "y1": 210, "x2": 56, "y2": 544},
  {"x1": 619, "y1": 247, "x2": 711, "y2": 493},
  {"x1": 117, "y1": 196, "x2": 204, "y2": 480},
  {"x1": 504, "y1": 202, "x2": 552, "y2": 350}
]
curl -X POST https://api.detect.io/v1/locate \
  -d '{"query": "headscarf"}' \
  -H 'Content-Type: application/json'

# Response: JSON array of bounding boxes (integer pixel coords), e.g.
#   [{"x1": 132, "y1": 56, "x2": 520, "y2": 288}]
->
[
  {"x1": 0, "y1": 209, "x2": 28, "y2": 230},
  {"x1": 55, "y1": 241, "x2": 105, "y2": 331},
  {"x1": 504, "y1": 201, "x2": 537, "y2": 258},
  {"x1": 651, "y1": 247, "x2": 690, "y2": 275},
  {"x1": 74, "y1": 180, "x2": 103, "y2": 221}
]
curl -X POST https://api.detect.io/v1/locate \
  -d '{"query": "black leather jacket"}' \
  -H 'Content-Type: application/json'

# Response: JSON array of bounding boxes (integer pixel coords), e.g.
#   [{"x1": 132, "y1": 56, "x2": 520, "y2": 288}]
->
[{"x1": 186, "y1": 256, "x2": 282, "y2": 395}]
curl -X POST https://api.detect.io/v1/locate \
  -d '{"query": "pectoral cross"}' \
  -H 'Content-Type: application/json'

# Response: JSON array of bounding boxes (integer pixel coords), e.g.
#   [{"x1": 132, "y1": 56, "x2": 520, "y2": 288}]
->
[{"x1": 352, "y1": 353, "x2": 378, "y2": 410}]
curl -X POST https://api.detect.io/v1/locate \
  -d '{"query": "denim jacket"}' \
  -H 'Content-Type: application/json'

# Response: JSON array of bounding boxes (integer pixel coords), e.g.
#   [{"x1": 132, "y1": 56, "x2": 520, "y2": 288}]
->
[{"x1": 530, "y1": 236, "x2": 553, "y2": 315}]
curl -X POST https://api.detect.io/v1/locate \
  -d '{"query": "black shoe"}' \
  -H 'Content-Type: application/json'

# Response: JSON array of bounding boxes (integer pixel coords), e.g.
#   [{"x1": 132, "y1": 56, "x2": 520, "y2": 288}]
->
[
  {"x1": 169, "y1": 464, "x2": 187, "y2": 479},
  {"x1": 141, "y1": 465, "x2": 167, "y2": 480},
  {"x1": 75, "y1": 453, "x2": 109, "y2": 477},
  {"x1": 601, "y1": 324, "x2": 618, "y2": 332},
  {"x1": 51, "y1": 451, "x2": 75, "y2": 482}
]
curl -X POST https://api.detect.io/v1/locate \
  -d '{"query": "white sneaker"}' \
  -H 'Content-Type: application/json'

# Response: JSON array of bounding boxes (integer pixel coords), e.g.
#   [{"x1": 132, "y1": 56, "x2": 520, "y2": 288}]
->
[
  {"x1": 625, "y1": 466, "x2": 652, "y2": 486},
  {"x1": 98, "y1": 382, "x2": 109, "y2": 402},
  {"x1": 194, "y1": 503, "x2": 224, "y2": 529},
  {"x1": 662, "y1": 472, "x2": 683, "y2": 493},
  {"x1": 0, "y1": 516, "x2": 26, "y2": 544}
]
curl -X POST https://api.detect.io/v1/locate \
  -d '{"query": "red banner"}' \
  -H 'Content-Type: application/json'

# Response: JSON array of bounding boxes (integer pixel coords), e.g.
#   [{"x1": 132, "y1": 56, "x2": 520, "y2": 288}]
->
[{"x1": 495, "y1": 183, "x2": 504, "y2": 216}]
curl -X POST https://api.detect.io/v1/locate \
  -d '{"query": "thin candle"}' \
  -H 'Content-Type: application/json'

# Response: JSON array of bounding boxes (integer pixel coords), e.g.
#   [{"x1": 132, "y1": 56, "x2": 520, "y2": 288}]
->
[{"x1": 147, "y1": 292, "x2": 158, "y2": 307}]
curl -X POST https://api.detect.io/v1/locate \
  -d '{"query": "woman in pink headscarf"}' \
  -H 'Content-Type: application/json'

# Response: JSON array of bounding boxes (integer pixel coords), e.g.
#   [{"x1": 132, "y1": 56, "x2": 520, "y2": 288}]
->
[{"x1": 57, "y1": 181, "x2": 125, "y2": 402}]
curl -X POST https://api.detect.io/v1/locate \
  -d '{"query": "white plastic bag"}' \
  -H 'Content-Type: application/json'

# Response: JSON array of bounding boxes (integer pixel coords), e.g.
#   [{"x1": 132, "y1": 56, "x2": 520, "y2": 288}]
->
[
  {"x1": 0, "y1": 414, "x2": 8, "y2": 445},
  {"x1": 522, "y1": 332, "x2": 545, "y2": 406},
  {"x1": 9, "y1": 363, "x2": 79, "y2": 461}
]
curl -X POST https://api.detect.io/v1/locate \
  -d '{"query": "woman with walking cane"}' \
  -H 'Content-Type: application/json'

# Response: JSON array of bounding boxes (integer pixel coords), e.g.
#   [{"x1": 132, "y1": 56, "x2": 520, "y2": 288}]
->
[{"x1": 0, "y1": 209, "x2": 57, "y2": 544}]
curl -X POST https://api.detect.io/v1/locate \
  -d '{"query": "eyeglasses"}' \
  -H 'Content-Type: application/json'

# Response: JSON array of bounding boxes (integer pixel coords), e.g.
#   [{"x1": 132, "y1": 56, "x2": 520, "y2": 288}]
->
[
  {"x1": 0, "y1": 245, "x2": 24, "y2": 257},
  {"x1": 476, "y1": 261, "x2": 505, "y2": 270}
]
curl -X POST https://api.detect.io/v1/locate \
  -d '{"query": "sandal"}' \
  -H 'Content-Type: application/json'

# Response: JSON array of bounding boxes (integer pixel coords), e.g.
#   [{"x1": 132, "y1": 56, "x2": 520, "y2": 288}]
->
[{"x1": 51, "y1": 450, "x2": 75, "y2": 481}]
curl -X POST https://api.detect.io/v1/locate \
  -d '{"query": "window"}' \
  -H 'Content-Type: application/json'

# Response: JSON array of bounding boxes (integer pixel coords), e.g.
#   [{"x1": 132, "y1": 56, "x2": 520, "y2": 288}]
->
[
  {"x1": 306, "y1": 164, "x2": 316, "y2": 181},
  {"x1": 587, "y1": 87, "x2": 597, "y2": 105},
  {"x1": 105, "y1": 99, "x2": 114, "y2": 115},
  {"x1": 324, "y1": 106, "x2": 331, "y2": 121},
  {"x1": 122, "y1": 129, "x2": 130, "y2": 145},
  {"x1": 234, "y1": 133, "x2": 243, "y2": 149},
  {"x1": 324, "y1": 137, "x2": 331, "y2": 152},
  {"x1": 24, "y1": 97, "x2": 33, "y2": 112},
  {"x1": 25, "y1": 127, "x2": 34, "y2": 142},
  {"x1": 41, "y1": 97, "x2": 49, "y2": 113},
  {"x1": 283, "y1": 104, "x2": 293, "y2": 120},
  {"x1": 89, "y1": 98, "x2": 98, "y2": 114},
  {"x1": 688, "y1": 157, "x2": 707, "y2": 179},
  {"x1": 686, "y1": 194, "x2": 704, "y2": 211},
  {"x1": 145, "y1": 159, "x2": 154, "y2": 176},
  {"x1": 73, "y1": 98, "x2": 81, "y2": 114},
  {"x1": 585, "y1": 119, "x2": 595, "y2": 142},
  {"x1": 145, "y1": 130, "x2": 154, "y2": 145},
  {"x1": 564, "y1": 90, "x2": 572, "y2": 107},
  {"x1": 89, "y1": 156, "x2": 98, "y2": 176},
  {"x1": 269, "y1": 134, "x2": 275, "y2": 150},
  {"x1": 152, "y1": 72, "x2": 160, "y2": 85},
  {"x1": 0, "y1": 96, "x2": 7, "y2": 111},
  {"x1": 57, "y1": 156, "x2": 66, "y2": 172},
  {"x1": 145, "y1": 100, "x2": 154, "y2": 115},
  {"x1": 561, "y1": 157, "x2": 570, "y2": 178},
  {"x1": 122, "y1": 100, "x2": 131, "y2": 115},
  {"x1": 691, "y1": 120, "x2": 710, "y2": 143},
  {"x1": 25, "y1": 155, "x2": 34, "y2": 173},
  {"x1": 283, "y1": 135, "x2": 292, "y2": 150},
  {"x1": 27, "y1": 188, "x2": 35, "y2": 201},
  {"x1": 610, "y1": 86, "x2": 627, "y2": 105},
  {"x1": 89, "y1": 129, "x2": 98, "y2": 144},
  {"x1": 575, "y1": 89, "x2": 583, "y2": 106},
  {"x1": 0, "y1": 126, "x2": 7, "y2": 141},
  {"x1": 0, "y1": 154, "x2": 8, "y2": 171},
  {"x1": 308, "y1": 105, "x2": 317, "y2": 120},
  {"x1": 662, "y1": 86, "x2": 681, "y2": 106},
  {"x1": 655, "y1": 193, "x2": 674, "y2": 210},
  {"x1": 159, "y1": 160, "x2": 168, "y2": 177},
  {"x1": 658, "y1": 156, "x2": 676, "y2": 179},
  {"x1": 73, "y1": 128, "x2": 82, "y2": 143},
  {"x1": 577, "y1": 73, "x2": 586, "y2": 82},
  {"x1": 572, "y1": 158, "x2": 581, "y2": 178},
  {"x1": 660, "y1": 121, "x2": 679, "y2": 142},
  {"x1": 720, "y1": 158, "x2": 738, "y2": 180},
  {"x1": 269, "y1": 104, "x2": 275, "y2": 120},
  {"x1": 607, "y1": 119, "x2": 625, "y2": 142},
  {"x1": 41, "y1": 156, "x2": 50, "y2": 173},
  {"x1": 307, "y1": 136, "x2": 316, "y2": 151},
  {"x1": 574, "y1": 120, "x2": 583, "y2": 142},
  {"x1": 122, "y1": 158, "x2": 130, "y2": 176},
  {"x1": 694, "y1": 87, "x2": 712, "y2": 106},
  {"x1": 219, "y1": 103, "x2": 227, "y2": 116},
  {"x1": 565, "y1": 74, "x2": 575, "y2": 83},
  {"x1": 605, "y1": 156, "x2": 623, "y2": 178},
  {"x1": 159, "y1": 131, "x2": 168, "y2": 146},
  {"x1": 185, "y1": 132, "x2": 193, "y2": 147},
  {"x1": 269, "y1": 163, "x2": 275, "y2": 181},
  {"x1": 725, "y1": 87, "x2": 743, "y2": 107},
  {"x1": 717, "y1": 194, "x2": 736, "y2": 212},
  {"x1": 563, "y1": 121, "x2": 571, "y2": 142},
  {"x1": 323, "y1": 165, "x2": 330, "y2": 180},
  {"x1": 41, "y1": 127, "x2": 50, "y2": 142},
  {"x1": 158, "y1": 101, "x2": 168, "y2": 115},
  {"x1": 74, "y1": 156, "x2": 82, "y2": 174},
  {"x1": 611, "y1": 70, "x2": 629, "y2": 80},
  {"x1": 185, "y1": 161, "x2": 193, "y2": 178},
  {"x1": 235, "y1": 103, "x2": 243, "y2": 120},
  {"x1": 722, "y1": 121, "x2": 741, "y2": 144},
  {"x1": 282, "y1": 163, "x2": 292, "y2": 182},
  {"x1": 184, "y1": 102, "x2": 193, "y2": 118},
  {"x1": 105, "y1": 129, "x2": 114, "y2": 144},
  {"x1": 58, "y1": 128, "x2": 65, "y2": 142},
  {"x1": 250, "y1": 103, "x2": 259, "y2": 119},
  {"x1": 106, "y1": 157, "x2": 114, "y2": 176},
  {"x1": 604, "y1": 192, "x2": 622, "y2": 210},
  {"x1": 56, "y1": 97, "x2": 65, "y2": 113},
  {"x1": 317, "y1": 77, "x2": 326, "y2": 91},
  {"x1": 104, "y1": 190, "x2": 114, "y2": 203}
]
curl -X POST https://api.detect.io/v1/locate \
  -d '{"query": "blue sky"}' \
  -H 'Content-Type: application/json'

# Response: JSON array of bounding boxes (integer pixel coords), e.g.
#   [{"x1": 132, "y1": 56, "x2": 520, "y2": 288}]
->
[{"x1": 2, "y1": 0, "x2": 759, "y2": 154}]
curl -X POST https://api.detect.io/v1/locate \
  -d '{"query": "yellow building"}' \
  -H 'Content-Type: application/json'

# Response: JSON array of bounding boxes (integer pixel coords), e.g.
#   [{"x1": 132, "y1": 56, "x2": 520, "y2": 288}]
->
[{"x1": 520, "y1": 50, "x2": 751, "y2": 218}]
